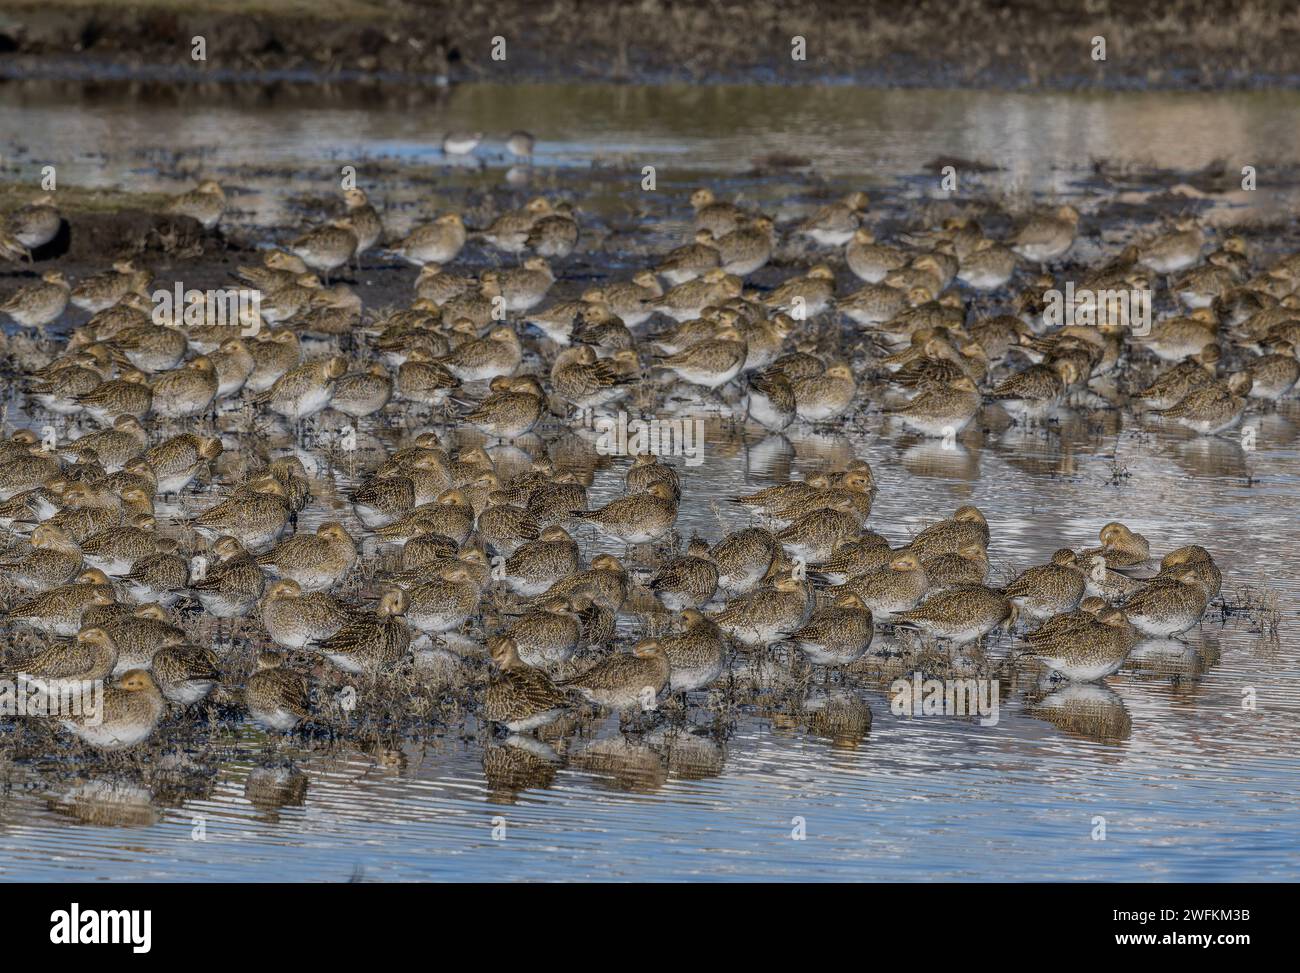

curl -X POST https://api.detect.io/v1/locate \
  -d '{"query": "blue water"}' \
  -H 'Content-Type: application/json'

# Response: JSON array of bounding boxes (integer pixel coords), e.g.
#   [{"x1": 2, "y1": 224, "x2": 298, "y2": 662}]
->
[{"x1": 0, "y1": 82, "x2": 1297, "y2": 881}]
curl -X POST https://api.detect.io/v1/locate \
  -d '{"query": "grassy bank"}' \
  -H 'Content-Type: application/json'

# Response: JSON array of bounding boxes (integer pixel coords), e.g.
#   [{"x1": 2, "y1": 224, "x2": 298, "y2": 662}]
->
[{"x1": 0, "y1": 0, "x2": 1297, "y2": 89}]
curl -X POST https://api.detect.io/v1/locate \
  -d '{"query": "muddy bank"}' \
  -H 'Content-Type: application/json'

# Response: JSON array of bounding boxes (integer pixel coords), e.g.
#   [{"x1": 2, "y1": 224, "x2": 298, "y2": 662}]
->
[
  {"x1": 6, "y1": 151, "x2": 1300, "y2": 293},
  {"x1": 6, "y1": 150, "x2": 1300, "y2": 292},
  {"x1": 0, "y1": 0, "x2": 1297, "y2": 90}
]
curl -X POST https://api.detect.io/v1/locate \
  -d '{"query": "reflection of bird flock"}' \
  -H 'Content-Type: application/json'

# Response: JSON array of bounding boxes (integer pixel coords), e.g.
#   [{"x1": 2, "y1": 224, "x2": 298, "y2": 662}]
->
[{"x1": 0, "y1": 169, "x2": 1276, "y2": 752}]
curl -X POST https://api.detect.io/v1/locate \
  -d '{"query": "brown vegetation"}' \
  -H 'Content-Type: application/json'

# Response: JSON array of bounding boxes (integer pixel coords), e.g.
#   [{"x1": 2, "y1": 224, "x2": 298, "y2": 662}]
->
[{"x1": 0, "y1": 0, "x2": 1296, "y2": 88}]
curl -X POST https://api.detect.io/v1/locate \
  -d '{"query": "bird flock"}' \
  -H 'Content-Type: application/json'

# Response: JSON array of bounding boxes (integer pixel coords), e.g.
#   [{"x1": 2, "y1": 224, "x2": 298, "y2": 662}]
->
[{"x1": 0, "y1": 166, "x2": 1282, "y2": 753}]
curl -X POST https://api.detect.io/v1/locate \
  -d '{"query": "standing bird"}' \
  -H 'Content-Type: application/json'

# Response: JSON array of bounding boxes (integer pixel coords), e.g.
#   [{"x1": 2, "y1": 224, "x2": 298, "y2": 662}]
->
[
  {"x1": 153, "y1": 645, "x2": 221, "y2": 705},
  {"x1": 3, "y1": 626, "x2": 119, "y2": 694},
  {"x1": 710, "y1": 527, "x2": 779, "y2": 595},
  {"x1": 245, "y1": 652, "x2": 311, "y2": 731},
  {"x1": 6, "y1": 195, "x2": 62, "y2": 252},
  {"x1": 259, "y1": 579, "x2": 354, "y2": 649},
  {"x1": 710, "y1": 573, "x2": 813, "y2": 647},
  {"x1": 61, "y1": 669, "x2": 166, "y2": 750},
  {"x1": 2, "y1": 270, "x2": 71, "y2": 336},
  {"x1": 829, "y1": 552, "x2": 929, "y2": 621},
  {"x1": 390, "y1": 214, "x2": 468, "y2": 266},
  {"x1": 482, "y1": 636, "x2": 571, "y2": 733},
  {"x1": 747, "y1": 369, "x2": 796, "y2": 431},
  {"x1": 572, "y1": 481, "x2": 678, "y2": 544},
  {"x1": 526, "y1": 204, "x2": 579, "y2": 260},
  {"x1": 653, "y1": 326, "x2": 747, "y2": 389},
  {"x1": 659, "y1": 611, "x2": 727, "y2": 693},
  {"x1": 191, "y1": 536, "x2": 265, "y2": 619},
  {"x1": 317, "y1": 589, "x2": 412, "y2": 674},
  {"x1": 164, "y1": 179, "x2": 227, "y2": 229},
  {"x1": 846, "y1": 228, "x2": 908, "y2": 284},
  {"x1": 987, "y1": 359, "x2": 1078, "y2": 422},
  {"x1": 460, "y1": 375, "x2": 546, "y2": 440},
  {"x1": 191, "y1": 475, "x2": 292, "y2": 550},
  {"x1": 1138, "y1": 220, "x2": 1206, "y2": 275},
  {"x1": 498, "y1": 526, "x2": 581, "y2": 598},
  {"x1": 782, "y1": 592, "x2": 874, "y2": 666},
  {"x1": 888, "y1": 376, "x2": 980, "y2": 437},
  {"x1": 1118, "y1": 568, "x2": 1208, "y2": 637},
  {"x1": 342, "y1": 188, "x2": 383, "y2": 264},
  {"x1": 793, "y1": 362, "x2": 857, "y2": 422},
  {"x1": 331, "y1": 363, "x2": 393, "y2": 418},
  {"x1": 648, "y1": 537, "x2": 719, "y2": 611},
  {"x1": 435, "y1": 327, "x2": 522, "y2": 383},
  {"x1": 904, "y1": 505, "x2": 990, "y2": 559},
  {"x1": 256, "y1": 522, "x2": 357, "y2": 592},
  {"x1": 1004, "y1": 549, "x2": 1086, "y2": 620},
  {"x1": 0, "y1": 523, "x2": 84, "y2": 592},
  {"x1": 1007, "y1": 205, "x2": 1080, "y2": 265},
  {"x1": 1156, "y1": 545, "x2": 1221, "y2": 601},
  {"x1": 5, "y1": 569, "x2": 117, "y2": 636},
  {"x1": 1080, "y1": 522, "x2": 1150, "y2": 572},
  {"x1": 258, "y1": 355, "x2": 348, "y2": 421},
  {"x1": 289, "y1": 220, "x2": 358, "y2": 283},
  {"x1": 1020, "y1": 607, "x2": 1138, "y2": 681},
  {"x1": 1155, "y1": 372, "x2": 1252, "y2": 435},
  {"x1": 797, "y1": 192, "x2": 869, "y2": 247},
  {"x1": 506, "y1": 130, "x2": 536, "y2": 159},
  {"x1": 442, "y1": 131, "x2": 483, "y2": 156},
  {"x1": 656, "y1": 229, "x2": 722, "y2": 284},
  {"x1": 501, "y1": 596, "x2": 582, "y2": 666},
  {"x1": 150, "y1": 357, "x2": 219, "y2": 418},
  {"x1": 543, "y1": 554, "x2": 629, "y2": 612},
  {"x1": 625, "y1": 452, "x2": 682, "y2": 499},
  {"x1": 559, "y1": 641, "x2": 671, "y2": 711},
  {"x1": 957, "y1": 238, "x2": 1019, "y2": 291},
  {"x1": 892, "y1": 585, "x2": 1017, "y2": 647}
]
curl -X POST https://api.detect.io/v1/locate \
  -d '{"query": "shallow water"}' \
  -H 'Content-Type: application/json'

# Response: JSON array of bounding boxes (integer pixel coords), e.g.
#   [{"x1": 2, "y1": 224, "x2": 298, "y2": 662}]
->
[
  {"x1": 4, "y1": 81, "x2": 1300, "y2": 222},
  {"x1": 0, "y1": 81, "x2": 1298, "y2": 882}
]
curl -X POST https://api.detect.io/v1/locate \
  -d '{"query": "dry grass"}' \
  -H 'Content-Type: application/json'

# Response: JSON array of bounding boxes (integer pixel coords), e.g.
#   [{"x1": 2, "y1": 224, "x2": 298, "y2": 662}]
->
[{"x1": 0, "y1": 182, "x2": 168, "y2": 216}]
